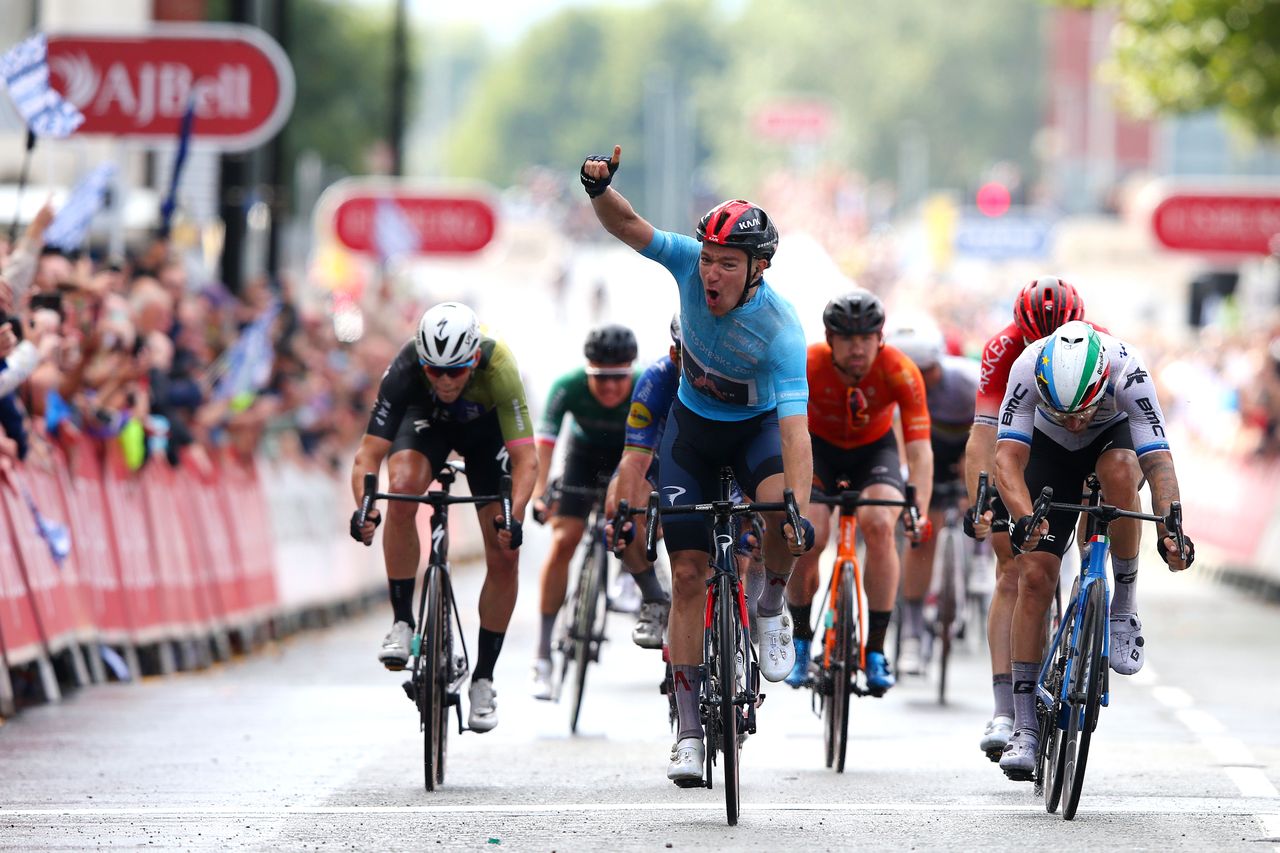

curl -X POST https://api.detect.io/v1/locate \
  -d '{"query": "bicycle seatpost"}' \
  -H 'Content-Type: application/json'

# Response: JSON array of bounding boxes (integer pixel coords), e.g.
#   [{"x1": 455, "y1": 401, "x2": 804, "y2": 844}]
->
[
  {"x1": 645, "y1": 490, "x2": 660, "y2": 563},
  {"x1": 360, "y1": 472, "x2": 378, "y2": 527}
]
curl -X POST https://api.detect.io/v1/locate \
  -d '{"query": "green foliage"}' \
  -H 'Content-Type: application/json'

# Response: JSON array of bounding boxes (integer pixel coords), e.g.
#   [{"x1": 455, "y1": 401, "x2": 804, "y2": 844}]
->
[{"x1": 1099, "y1": 0, "x2": 1280, "y2": 138}]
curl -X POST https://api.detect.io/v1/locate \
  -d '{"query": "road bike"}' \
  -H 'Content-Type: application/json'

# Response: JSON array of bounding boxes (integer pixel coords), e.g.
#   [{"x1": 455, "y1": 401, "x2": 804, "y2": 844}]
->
[
  {"x1": 644, "y1": 466, "x2": 803, "y2": 825},
  {"x1": 1023, "y1": 477, "x2": 1187, "y2": 820},
  {"x1": 359, "y1": 462, "x2": 512, "y2": 791},
  {"x1": 807, "y1": 484, "x2": 918, "y2": 772}
]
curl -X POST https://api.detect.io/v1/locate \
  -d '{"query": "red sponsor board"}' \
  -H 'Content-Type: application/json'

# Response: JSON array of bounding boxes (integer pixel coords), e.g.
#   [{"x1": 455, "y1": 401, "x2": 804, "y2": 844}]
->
[
  {"x1": 102, "y1": 444, "x2": 171, "y2": 642},
  {"x1": 47, "y1": 24, "x2": 294, "y2": 150},
  {"x1": 141, "y1": 463, "x2": 205, "y2": 633},
  {"x1": 0, "y1": 472, "x2": 46, "y2": 665},
  {"x1": 1151, "y1": 191, "x2": 1280, "y2": 255},
  {"x1": 321, "y1": 180, "x2": 499, "y2": 256},
  {"x1": 64, "y1": 446, "x2": 134, "y2": 642},
  {"x1": 752, "y1": 99, "x2": 834, "y2": 143}
]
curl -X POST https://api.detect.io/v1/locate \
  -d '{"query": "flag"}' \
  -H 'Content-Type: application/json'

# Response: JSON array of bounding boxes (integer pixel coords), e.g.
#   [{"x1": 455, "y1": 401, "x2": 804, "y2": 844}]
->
[
  {"x1": 159, "y1": 97, "x2": 197, "y2": 236},
  {"x1": 373, "y1": 197, "x2": 419, "y2": 263},
  {"x1": 0, "y1": 33, "x2": 84, "y2": 138},
  {"x1": 43, "y1": 162, "x2": 115, "y2": 251},
  {"x1": 212, "y1": 300, "x2": 281, "y2": 404}
]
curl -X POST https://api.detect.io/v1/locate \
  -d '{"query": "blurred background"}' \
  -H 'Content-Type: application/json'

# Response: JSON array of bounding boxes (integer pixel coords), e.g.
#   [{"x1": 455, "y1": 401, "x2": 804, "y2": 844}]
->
[{"x1": 1, "y1": 0, "x2": 1278, "y2": 585}]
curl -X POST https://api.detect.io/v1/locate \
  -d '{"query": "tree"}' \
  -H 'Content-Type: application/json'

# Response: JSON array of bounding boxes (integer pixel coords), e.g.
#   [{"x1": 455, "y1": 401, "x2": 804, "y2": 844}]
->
[{"x1": 1083, "y1": 0, "x2": 1280, "y2": 139}]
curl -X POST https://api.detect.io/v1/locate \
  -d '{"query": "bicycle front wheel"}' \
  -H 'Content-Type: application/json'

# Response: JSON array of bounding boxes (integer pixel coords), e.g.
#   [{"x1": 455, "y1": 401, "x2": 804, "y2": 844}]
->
[
  {"x1": 716, "y1": 573, "x2": 742, "y2": 826},
  {"x1": 1062, "y1": 580, "x2": 1106, "y2": 820},
  {"x1": 830, "y1": 563, "x2": 856, "y2": 773},
  {"x1": 568, "y1": 537, "x2": 606, "y2": 734},
  {"x1": 420, "y1": 566, "x2": 446, "y2": 791},
  {"x1": 1039, "y1": 617, "x2": 1070, "y2": 813}
]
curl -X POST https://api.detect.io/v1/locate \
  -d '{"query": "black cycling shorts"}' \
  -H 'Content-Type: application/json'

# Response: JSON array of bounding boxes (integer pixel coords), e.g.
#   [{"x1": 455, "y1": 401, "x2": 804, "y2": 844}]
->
[
  {"x1": 811, "y1": 430, "x2": 905, "y2": 497},
  {"x1": 556, "y1": 438, "x2": 623, "y2": 520},
  {"x1": 932, "y1": 436, "x2": 966, "y2": 489},
  {"x1": 657, "y1": 398, "x2": 784, "y2": 554},
  {"x1": 1019, "y1": 419, "x2": 1134, "y2": 559},
  {"x1": 389, "y1": 407, "x2": 510, "y2": 501}
]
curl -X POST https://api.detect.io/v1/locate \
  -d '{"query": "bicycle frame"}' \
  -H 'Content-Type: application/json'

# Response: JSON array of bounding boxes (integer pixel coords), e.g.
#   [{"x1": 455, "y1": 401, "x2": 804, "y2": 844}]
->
[
  {"x1": 1036, "y1": 531, "x2": 1111, "y2": 721},
  {"x1": 825, "y1": 504, "x2": 868, "y2": 676}
]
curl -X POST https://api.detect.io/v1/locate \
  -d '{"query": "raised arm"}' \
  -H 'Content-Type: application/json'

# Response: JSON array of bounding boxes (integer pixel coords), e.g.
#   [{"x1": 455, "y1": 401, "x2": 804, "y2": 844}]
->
[{"x1": 582, "y1": 145, "x2": 655, "y2": 251}]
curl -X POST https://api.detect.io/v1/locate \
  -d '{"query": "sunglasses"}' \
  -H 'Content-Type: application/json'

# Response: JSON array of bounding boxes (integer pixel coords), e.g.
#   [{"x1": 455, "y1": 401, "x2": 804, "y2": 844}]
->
[
  {"x1": 420, "y1": 358, "x2": 474, "y2": 378},
  {"x1": 1042, "y1": 399, "x2": 1101, "y2": 427}
]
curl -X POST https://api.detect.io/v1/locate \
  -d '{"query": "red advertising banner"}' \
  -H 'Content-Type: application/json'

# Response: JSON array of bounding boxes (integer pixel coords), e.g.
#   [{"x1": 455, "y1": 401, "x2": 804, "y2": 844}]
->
[
  {"x1": 318, "y1": 179, "x2": 499, "y2": 256},
  {"x1": 0, "y1": 472, "x2": 46, "y2": 666},
  {"x1": 47, "y1": 24, "x2": 295, "y2": 150},
  {"x1": 1151, "y1": 191, "x2": 1280, "y2": 255},
  {"x1": 63, "y1": 446, "x2": 134, "y2": 642}
]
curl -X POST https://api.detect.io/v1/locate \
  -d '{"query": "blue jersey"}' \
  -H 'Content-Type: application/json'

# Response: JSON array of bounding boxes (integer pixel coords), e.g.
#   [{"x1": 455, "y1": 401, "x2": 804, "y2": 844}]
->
[
  {"x1": 625, "y1": 355, "x2": 678, "y2": 455},
  {"x1": 639, "y1": 229, "x2": 808, "y2": 422}
]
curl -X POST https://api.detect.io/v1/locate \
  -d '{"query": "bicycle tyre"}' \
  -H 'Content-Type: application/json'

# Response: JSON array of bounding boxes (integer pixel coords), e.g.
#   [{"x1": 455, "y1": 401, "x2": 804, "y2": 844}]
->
[
  {"x1": 1039, "y1": 620, "x2": 1070, "y2": 813},
  {"x1": 569, "y1": 536, "x2": 606, "y2": 734},
  {"x1": 1062, "y1": 580, "x2": 1106, "y2": 820},
  {"x1": 936, "y1": 525, "x2": 962, "y2": 706},
  {"x1": 436, "y1": 573, "x2": 454, "y2": 787},
  {"x1": 716, "y1": 573, "x2": 741, "y2": 826},
  {"x1": 420, "y1": 566, "x2": 445, "y2": 791},
  {"x1": 832, "y1": 563, "x2": 856, "y2": 773}
]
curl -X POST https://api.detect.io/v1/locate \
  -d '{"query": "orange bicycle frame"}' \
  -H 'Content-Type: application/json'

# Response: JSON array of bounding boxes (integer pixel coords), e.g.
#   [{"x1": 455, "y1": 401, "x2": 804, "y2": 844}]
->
[{"x1": 822, "y1": 505, "x2": 867, "y2": 672}]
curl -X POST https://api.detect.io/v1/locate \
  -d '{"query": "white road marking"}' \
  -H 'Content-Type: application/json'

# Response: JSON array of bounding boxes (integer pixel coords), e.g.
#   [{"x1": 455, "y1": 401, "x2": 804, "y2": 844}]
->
[
  {"x1": 0, "y1": 801, "x2": 1265, "y2": 818},
  {"x1": 1150, "y1": 685, "x2": 1193, "y2": 709},
  {"x1": 1174, "y1": 707, "x2": 1226, "y2": 736},
  {"x1": 1201, "y1": 735, "x2": 1258, "y2": 767},
  {"x1": 1225, "y1": 768, "x2": 1280, "y2": 799}
]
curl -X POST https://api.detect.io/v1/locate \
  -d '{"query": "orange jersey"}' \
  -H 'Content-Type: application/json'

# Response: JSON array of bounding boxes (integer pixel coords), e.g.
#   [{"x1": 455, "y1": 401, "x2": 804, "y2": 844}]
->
[{"x1": 807, "y1": 342, "x2": 931, "y2": 449}]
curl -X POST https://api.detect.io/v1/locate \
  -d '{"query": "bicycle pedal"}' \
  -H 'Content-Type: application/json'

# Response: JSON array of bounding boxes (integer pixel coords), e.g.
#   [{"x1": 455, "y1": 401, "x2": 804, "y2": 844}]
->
[
  {"x1": 1003, "y1": 768, "x2": 1035, "y2": 782},
  {"x1": 401, "y1": 680, "x2": 416, "y2": 704},
  {"x1": 984, "y1": 748, "x2": 1003, "y2": 763},
  {"x1": 672, "y1": 778, "x2": 705, "y2": 789},
  {"x1": 381, "y1": 661, "x2": 407, "y2": 672}
]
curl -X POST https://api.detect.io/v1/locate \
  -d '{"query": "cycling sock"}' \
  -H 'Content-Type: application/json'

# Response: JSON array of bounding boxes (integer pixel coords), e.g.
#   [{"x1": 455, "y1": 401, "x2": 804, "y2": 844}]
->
[
  {"x1": 672, "y1": 664, "x2": 703, "y2": 741},
  {"x1": 756, "y1": 570, "x2": 790, "y2": 616},
  {"x1": 903, "y1": 598, "x2": 925, "y2": 640},
  {"x1": 537, "y1": 613, "x2": 556, "y2": 660},
  {"x1": 789, "y1": 602, "x2": 814, "y2": 640},
  {"x1": 389, "y1": 578, "x2": 416, "y2": 628},
  {"x1": 1012, "y1": 660, "x2": 1039, "y2": 734},
  {"x1": 630, "y1": 568, "x2": 668, "y2": 603},
  {"x1": 866, "y1": 610, "x2": 893, "y2": 654},
  {"x1": 1111, "y1": 555, "x2": 1138, "y2": 615},
  {"x1": 993, "y1": 673, "x2": 1014, "y2": 719},
  {"x1": 473, "y1": 628, "x2": 504, "y2": 681}
]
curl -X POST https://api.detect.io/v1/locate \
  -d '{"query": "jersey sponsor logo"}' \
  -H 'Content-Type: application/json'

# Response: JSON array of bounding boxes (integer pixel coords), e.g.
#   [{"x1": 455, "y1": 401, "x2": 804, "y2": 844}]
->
[
  {"x1": 682, "y1": 347, "x2": 754, "y2": 406},
  {"x1": 1123, "y1": 367, "x2": 1148, "y2": 389},
  {"x1": 495, "y1": 445, "x2": 510, "y2": 471},
  {"x1": 413, "y1": 418, "x2": 432, "y2": 433},
  {"x1": 373, "y1": 398, "x2": 391, "y2": 427},
  {"x1": 627, "y1": 401, "x2": 653, "y2": 430},
  {"x1": 663, "y1": 485, "x2": 687, "y2": 506},
  {"x1": 979, "y1": 333, "x2": 1017, "y2": 394},
  {"x1": 1000, "y1": 383, "x2": 1030, "y2": 426},
  {"x1": 848, "y1": 388, "x2": 871, "y2": 428},
  {"x1": 511, "y1": 398, "x2": 525, "y2": 432},
  {"x1": 1134, "y1": 397, "x2": 1165, "y2": 437}
]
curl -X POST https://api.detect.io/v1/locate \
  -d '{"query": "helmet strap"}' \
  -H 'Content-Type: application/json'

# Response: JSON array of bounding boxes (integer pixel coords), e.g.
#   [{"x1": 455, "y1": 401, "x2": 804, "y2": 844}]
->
[{"x1": 735, "y1": 259, "x2": 761, "y2": 309}]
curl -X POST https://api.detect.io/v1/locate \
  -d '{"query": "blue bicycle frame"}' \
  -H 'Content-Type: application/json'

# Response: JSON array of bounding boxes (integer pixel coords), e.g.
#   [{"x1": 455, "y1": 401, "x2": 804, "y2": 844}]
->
[{"x1": 1036, "y1": 532, "x2": 1111, "y2": 723}]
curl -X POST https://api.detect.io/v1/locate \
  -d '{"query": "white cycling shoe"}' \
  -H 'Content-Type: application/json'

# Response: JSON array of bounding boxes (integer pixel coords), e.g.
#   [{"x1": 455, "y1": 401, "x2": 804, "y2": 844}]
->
[
  {"x1": 757, "y1": 611, "x2": 794, "y2": 682},
  {"x1": 530, "y1": 658, "x2": 554, "y2": 701},
  {"x1": 1109, "y1": 613, "x2": 1145, "y2": 675},
  {"x1": 378, "y1": 620, "x2": 413, "y2": 670},
  {"x1": 980, "y1": 714, "x2": 1014, "y2": 762},
  {"x1": 468, "y1": 679, "x2": 498, "y2": 732},
  {"x1": 999, "y1": 729, "x2": 1038, "y2": 781},
  {"x1": 632, "y1": 600, "x2": 670, "y2": 649},
  {"x1": 667, "y1": 736, "x2": 705, "y2": 786},
  {"x1": 897, "y1": 636, "x2": 924, "y2": 676}
]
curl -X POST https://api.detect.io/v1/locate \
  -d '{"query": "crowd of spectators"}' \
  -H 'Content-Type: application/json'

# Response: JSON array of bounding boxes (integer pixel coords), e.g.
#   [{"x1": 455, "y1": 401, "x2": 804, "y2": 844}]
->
[{"x1": 0, "y1": 198, "x2": 388, "y2": 481}]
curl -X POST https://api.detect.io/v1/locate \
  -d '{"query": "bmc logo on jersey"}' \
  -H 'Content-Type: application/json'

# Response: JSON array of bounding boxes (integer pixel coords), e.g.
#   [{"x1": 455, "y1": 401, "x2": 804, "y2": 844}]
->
[
  {"x1": 627, "y1": 402, "x2": 653, "y2": 430},
  {"x1": 1001, "y1": 383, "x2": 1029, "y2": 426}
]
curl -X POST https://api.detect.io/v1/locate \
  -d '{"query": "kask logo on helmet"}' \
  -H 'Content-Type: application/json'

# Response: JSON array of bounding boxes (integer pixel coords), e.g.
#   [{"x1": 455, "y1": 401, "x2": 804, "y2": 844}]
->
[{"x1": 737, "y1": 218, "x2": 760, "y2": 230}]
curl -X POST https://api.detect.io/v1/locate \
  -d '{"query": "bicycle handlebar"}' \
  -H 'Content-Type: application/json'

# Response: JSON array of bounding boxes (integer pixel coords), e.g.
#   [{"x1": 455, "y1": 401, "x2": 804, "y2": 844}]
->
[
  {"x1": 359, "y1": 472, "x2": 378, "y2": 528},
  {"x1": 973, "y1": 471, "x2": 990, "y2": 527},
  {"x1": 641, "y1": 488, "x2": 806, "y2": 561},
  {"x1": 812, "y1": 483, "x2": 919, "y2": 538}
]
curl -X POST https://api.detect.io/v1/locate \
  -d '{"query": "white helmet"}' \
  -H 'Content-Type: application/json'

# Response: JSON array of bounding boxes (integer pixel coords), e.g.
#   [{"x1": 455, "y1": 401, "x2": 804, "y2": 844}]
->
[
  {"x1": 415, "y1": 302, "x2": 480, "y2": 367},
  {"x1": 1034, "y1": 320, "x2": 1110, "y2": 414},
  {"x1": 886, "y1": 322, "x2": 945, "y2": 371}
]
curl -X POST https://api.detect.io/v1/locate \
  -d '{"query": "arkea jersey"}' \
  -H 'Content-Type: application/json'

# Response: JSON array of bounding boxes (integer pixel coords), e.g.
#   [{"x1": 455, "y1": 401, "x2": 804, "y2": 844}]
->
[
  {"x1": 367, "y1": 336, "x2": 534, "y2": 448},
  {"x1": 995, "y1": 332, "x2": 1170, "y2": 456},
  {"x1": 975, "y1": 320, "x2": 1109, "y2": 428},
  {"x1": 808, "y1": 343, "x2": 931, "y2": 450},
  {"x1": 536, "y1": 367, "x2": 639, "y2": 450},
  {"x1": 624, "y1": 355, "x2": 678, "y2": 455},
  {"x1": 639, "y1": 229, "x2": 808, "y2": 421}
]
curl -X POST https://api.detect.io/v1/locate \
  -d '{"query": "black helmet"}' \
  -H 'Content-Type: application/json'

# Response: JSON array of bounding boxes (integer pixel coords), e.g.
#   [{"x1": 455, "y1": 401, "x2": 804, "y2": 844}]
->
[
  {"x1": 584, "y1": 324, "x2": 638, "y2": 364},
  {"x1": 823, "y1": 289, "x2": 885, "y2": 336},
  {"x1": 696, "y1": 199, "x2": 779, "y2": 261}
]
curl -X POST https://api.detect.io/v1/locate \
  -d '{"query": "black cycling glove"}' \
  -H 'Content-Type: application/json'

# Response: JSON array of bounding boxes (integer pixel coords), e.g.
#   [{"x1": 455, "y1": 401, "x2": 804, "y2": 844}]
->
[
  {"x1": 1010, "y1": 514, "x2": 1038, "y2": 554},
  {"x1": 787, "y1": 517, "x2": 816, "y2": 553},
  {"x1": 1157, "y1": 533, "x2": 1195, "y2": 569},
  {"x1": 494, "y1": 516, "x2": 523, "y2": 550},
  {"x1": 962, "y1": 510, "x2": 981, "y2": 540},
  {"x1": 580, "y1": 154, "x2": 619, "y2": 198},
  {"x1": 350, "y1": 507, "x2": 380, "y2": 544}
]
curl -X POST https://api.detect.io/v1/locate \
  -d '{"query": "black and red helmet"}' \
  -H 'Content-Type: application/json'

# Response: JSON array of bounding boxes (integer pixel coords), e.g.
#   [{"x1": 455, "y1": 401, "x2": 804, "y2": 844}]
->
[
  {"x1": 1013, "y1": 276, "x2": 1085, "y2": 341},
  {"x1": 696, "y1": 200, "x2": 779, "y2": 261}
]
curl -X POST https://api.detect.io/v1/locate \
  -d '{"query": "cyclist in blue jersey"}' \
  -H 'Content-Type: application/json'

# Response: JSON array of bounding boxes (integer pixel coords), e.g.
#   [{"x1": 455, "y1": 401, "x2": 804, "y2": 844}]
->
[
  {"x1": 582, "y1": 145, "x2": 815, "y2": 786},
  {"x1": 604, "y1": 314, "x2": 683, "y2": 649}
]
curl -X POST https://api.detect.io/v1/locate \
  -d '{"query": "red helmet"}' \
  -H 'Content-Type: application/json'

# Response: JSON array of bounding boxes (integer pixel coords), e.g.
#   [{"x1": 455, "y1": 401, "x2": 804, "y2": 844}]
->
[
  {"x1": 696, "y1": 200, "x2": 778, "y2": 261},
  {"x1": 1013, "y1": 276, "x2": 1084, "y2": 341}
]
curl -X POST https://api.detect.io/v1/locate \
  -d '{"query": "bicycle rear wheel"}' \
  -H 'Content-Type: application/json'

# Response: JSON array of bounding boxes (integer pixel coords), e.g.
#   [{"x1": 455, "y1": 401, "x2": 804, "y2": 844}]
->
[
  {"x1": 936, "y1": 526, "x2": 963, "y2": 706},
  {"x1": 568, "y1": 537, "x2": 607, "y2": 734},
  {"x1": 419, "y1": 566, "x2": 446, "y2": 791},
  {"x1": 1062, "y1": 581, "x2": 1106, "y2": 820},
  {"x1": 716, "y1": 573, "x2": 742, "y2": 826}
]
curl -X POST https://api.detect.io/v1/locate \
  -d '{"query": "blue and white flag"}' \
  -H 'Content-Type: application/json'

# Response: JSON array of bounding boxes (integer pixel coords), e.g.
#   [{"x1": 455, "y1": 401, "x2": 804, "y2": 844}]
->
[
  {"x1": 373, "y1": 197, "x2": 419, "y2": 263},
  {"x1": 0, "y1": 34, "x2": 84, "y2": 139},
  {"x1": 43, "y1": 162, "x2": 115, "y2": 251},
  {"x1": 213, "y1": 300, "x2": 281, "y2": 404}
]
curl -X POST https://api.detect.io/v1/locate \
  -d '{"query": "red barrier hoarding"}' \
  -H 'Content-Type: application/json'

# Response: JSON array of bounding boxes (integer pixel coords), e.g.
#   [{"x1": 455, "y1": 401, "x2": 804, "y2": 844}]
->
[
  {"x1": 140, "y1": 463, "x2": 207, "y2": 634},
  {"x1": 101, "y1": 444, "x2": 172, "y2": 642},
  {"x1": 0, "y1": 473, "x2": 46, "y2": 666},
  {"x1": 1152, "y1": 191, "x2": 1280, "y2": 255},
  {"x1": 47, "y1": 24, "x2": 295, "y2": 151},
  {"x1": 64, "y1": 446, "x2": 134, "y2": 643}
]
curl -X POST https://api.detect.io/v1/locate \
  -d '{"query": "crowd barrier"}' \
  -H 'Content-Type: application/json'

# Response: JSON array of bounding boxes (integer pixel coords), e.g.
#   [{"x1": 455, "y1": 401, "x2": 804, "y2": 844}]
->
[{"x1": 0, "y1": 442, "x2": 485, "y2": 719}]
